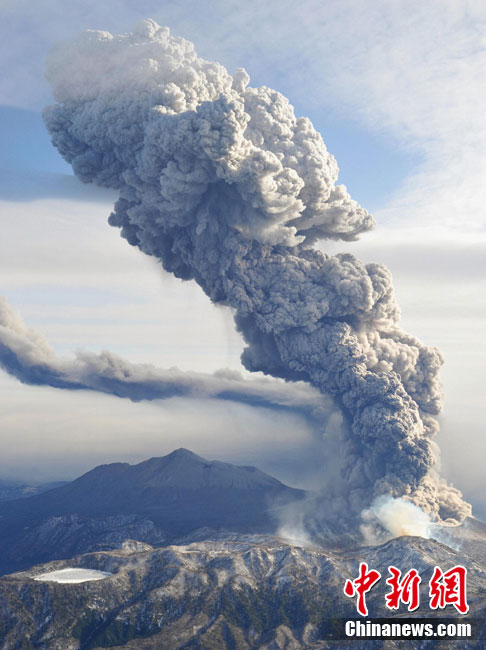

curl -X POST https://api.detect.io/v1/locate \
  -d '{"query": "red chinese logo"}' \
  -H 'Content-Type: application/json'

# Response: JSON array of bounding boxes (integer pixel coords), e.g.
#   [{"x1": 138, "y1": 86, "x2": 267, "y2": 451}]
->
[
  {"x1": 344, "y1": 562, "x2": 381, "y2": 616},
  {"x1": 385, "y1": 566, "x2": 421, "y2": 612},
  {"x1": 429, "y1": 565, "x2": 469, "y2": 615},
  {"x1": 344, "y1": 563, "x2": 469, "y2": 616}
]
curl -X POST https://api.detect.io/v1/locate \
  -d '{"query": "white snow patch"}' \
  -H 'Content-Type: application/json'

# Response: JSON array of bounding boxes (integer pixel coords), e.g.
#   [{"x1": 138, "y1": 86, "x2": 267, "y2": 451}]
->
[{"x1": 33, "y1": 568, "x2": 112, "y2": 583}]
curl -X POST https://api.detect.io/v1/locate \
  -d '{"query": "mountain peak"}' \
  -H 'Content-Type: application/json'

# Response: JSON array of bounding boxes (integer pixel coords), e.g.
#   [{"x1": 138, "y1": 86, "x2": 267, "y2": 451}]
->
[
  {"x1": 168, "y1": 447, "x2": 200, "y2": 457},
  {"x1": 133, "y1": 449, "x2": 286, "y2": 490},
  {"x1": 138, "y1": 448, "x2": 207, "y2": 470},
  {"x1": 157, "y1": 448, "x2": 203, "y2": 462}
]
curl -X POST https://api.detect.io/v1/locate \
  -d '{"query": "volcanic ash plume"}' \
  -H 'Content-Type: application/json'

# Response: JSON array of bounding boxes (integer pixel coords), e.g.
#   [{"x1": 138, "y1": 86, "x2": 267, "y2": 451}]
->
[
  {"x1": 0, "y1": 296, "x2": 327, "y2": 415},
  {"x1": 43, "y1": 20, "x2": 471, "y2": 526}
]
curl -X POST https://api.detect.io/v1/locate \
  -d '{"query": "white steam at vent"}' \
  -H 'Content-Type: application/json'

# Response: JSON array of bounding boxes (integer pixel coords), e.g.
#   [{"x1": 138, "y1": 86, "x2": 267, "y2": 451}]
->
[
  {"x1": 361, "y1": 496, "x2": 433, "y2": 545},
  {"x1": 41, "y1": 19, "x2": 471, "y2": 529}
]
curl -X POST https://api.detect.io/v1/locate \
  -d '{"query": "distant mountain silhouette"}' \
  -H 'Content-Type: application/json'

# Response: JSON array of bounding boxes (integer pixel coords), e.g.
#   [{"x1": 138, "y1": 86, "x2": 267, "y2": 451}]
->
[
  {"x1": 0, "y1": 479, "x2": 68, "y2": 502},
  {"x1": 0, "y1": 449, "x2": 305, "y2": 575}
]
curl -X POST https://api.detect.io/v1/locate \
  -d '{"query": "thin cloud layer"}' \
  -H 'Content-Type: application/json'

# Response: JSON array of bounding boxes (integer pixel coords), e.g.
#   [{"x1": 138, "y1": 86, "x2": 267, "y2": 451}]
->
[{"x1": 42, "y1": 20, "x2": 471, "y2": 525}]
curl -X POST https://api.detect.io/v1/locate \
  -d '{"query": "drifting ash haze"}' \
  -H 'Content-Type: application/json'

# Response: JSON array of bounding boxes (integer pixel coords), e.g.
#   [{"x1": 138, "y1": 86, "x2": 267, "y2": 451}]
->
[
  {"x1": 0, "y1": 296, "x2": 328, "y2": 418},
  {"x1": 36, "y1": 19, "x2": 471, "y2": 532}
]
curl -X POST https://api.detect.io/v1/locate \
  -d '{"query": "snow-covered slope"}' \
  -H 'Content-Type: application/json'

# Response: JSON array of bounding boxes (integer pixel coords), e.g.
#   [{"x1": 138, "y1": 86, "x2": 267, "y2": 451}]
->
[{"x1": 1, "y1": 535, "x2": 484, "y2": 649}]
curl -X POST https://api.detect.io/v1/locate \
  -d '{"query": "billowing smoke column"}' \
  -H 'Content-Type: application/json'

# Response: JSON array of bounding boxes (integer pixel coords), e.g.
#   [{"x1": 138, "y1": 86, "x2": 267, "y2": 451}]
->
[{"x1": 43, "y1": 20, "x2": 470, "y2": 524}]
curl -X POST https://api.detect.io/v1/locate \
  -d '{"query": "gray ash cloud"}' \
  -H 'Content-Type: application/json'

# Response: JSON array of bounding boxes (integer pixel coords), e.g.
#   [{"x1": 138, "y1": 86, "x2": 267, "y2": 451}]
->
[
  {"x1": 0, "y1": 296, "x2": 327, "y2": 418},
  {"x1": 41, "y1": 20, "x2": 470, "y2": 524}
]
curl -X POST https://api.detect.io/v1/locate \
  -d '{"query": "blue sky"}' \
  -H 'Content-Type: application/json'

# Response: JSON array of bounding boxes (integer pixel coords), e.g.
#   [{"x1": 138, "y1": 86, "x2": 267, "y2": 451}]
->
[
  {"x1": 0, "y1": 104, "x2": 417, "y2": 212},
  {"x1": 0, "y1": 0, "x2": 485, "y2": 517}
]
